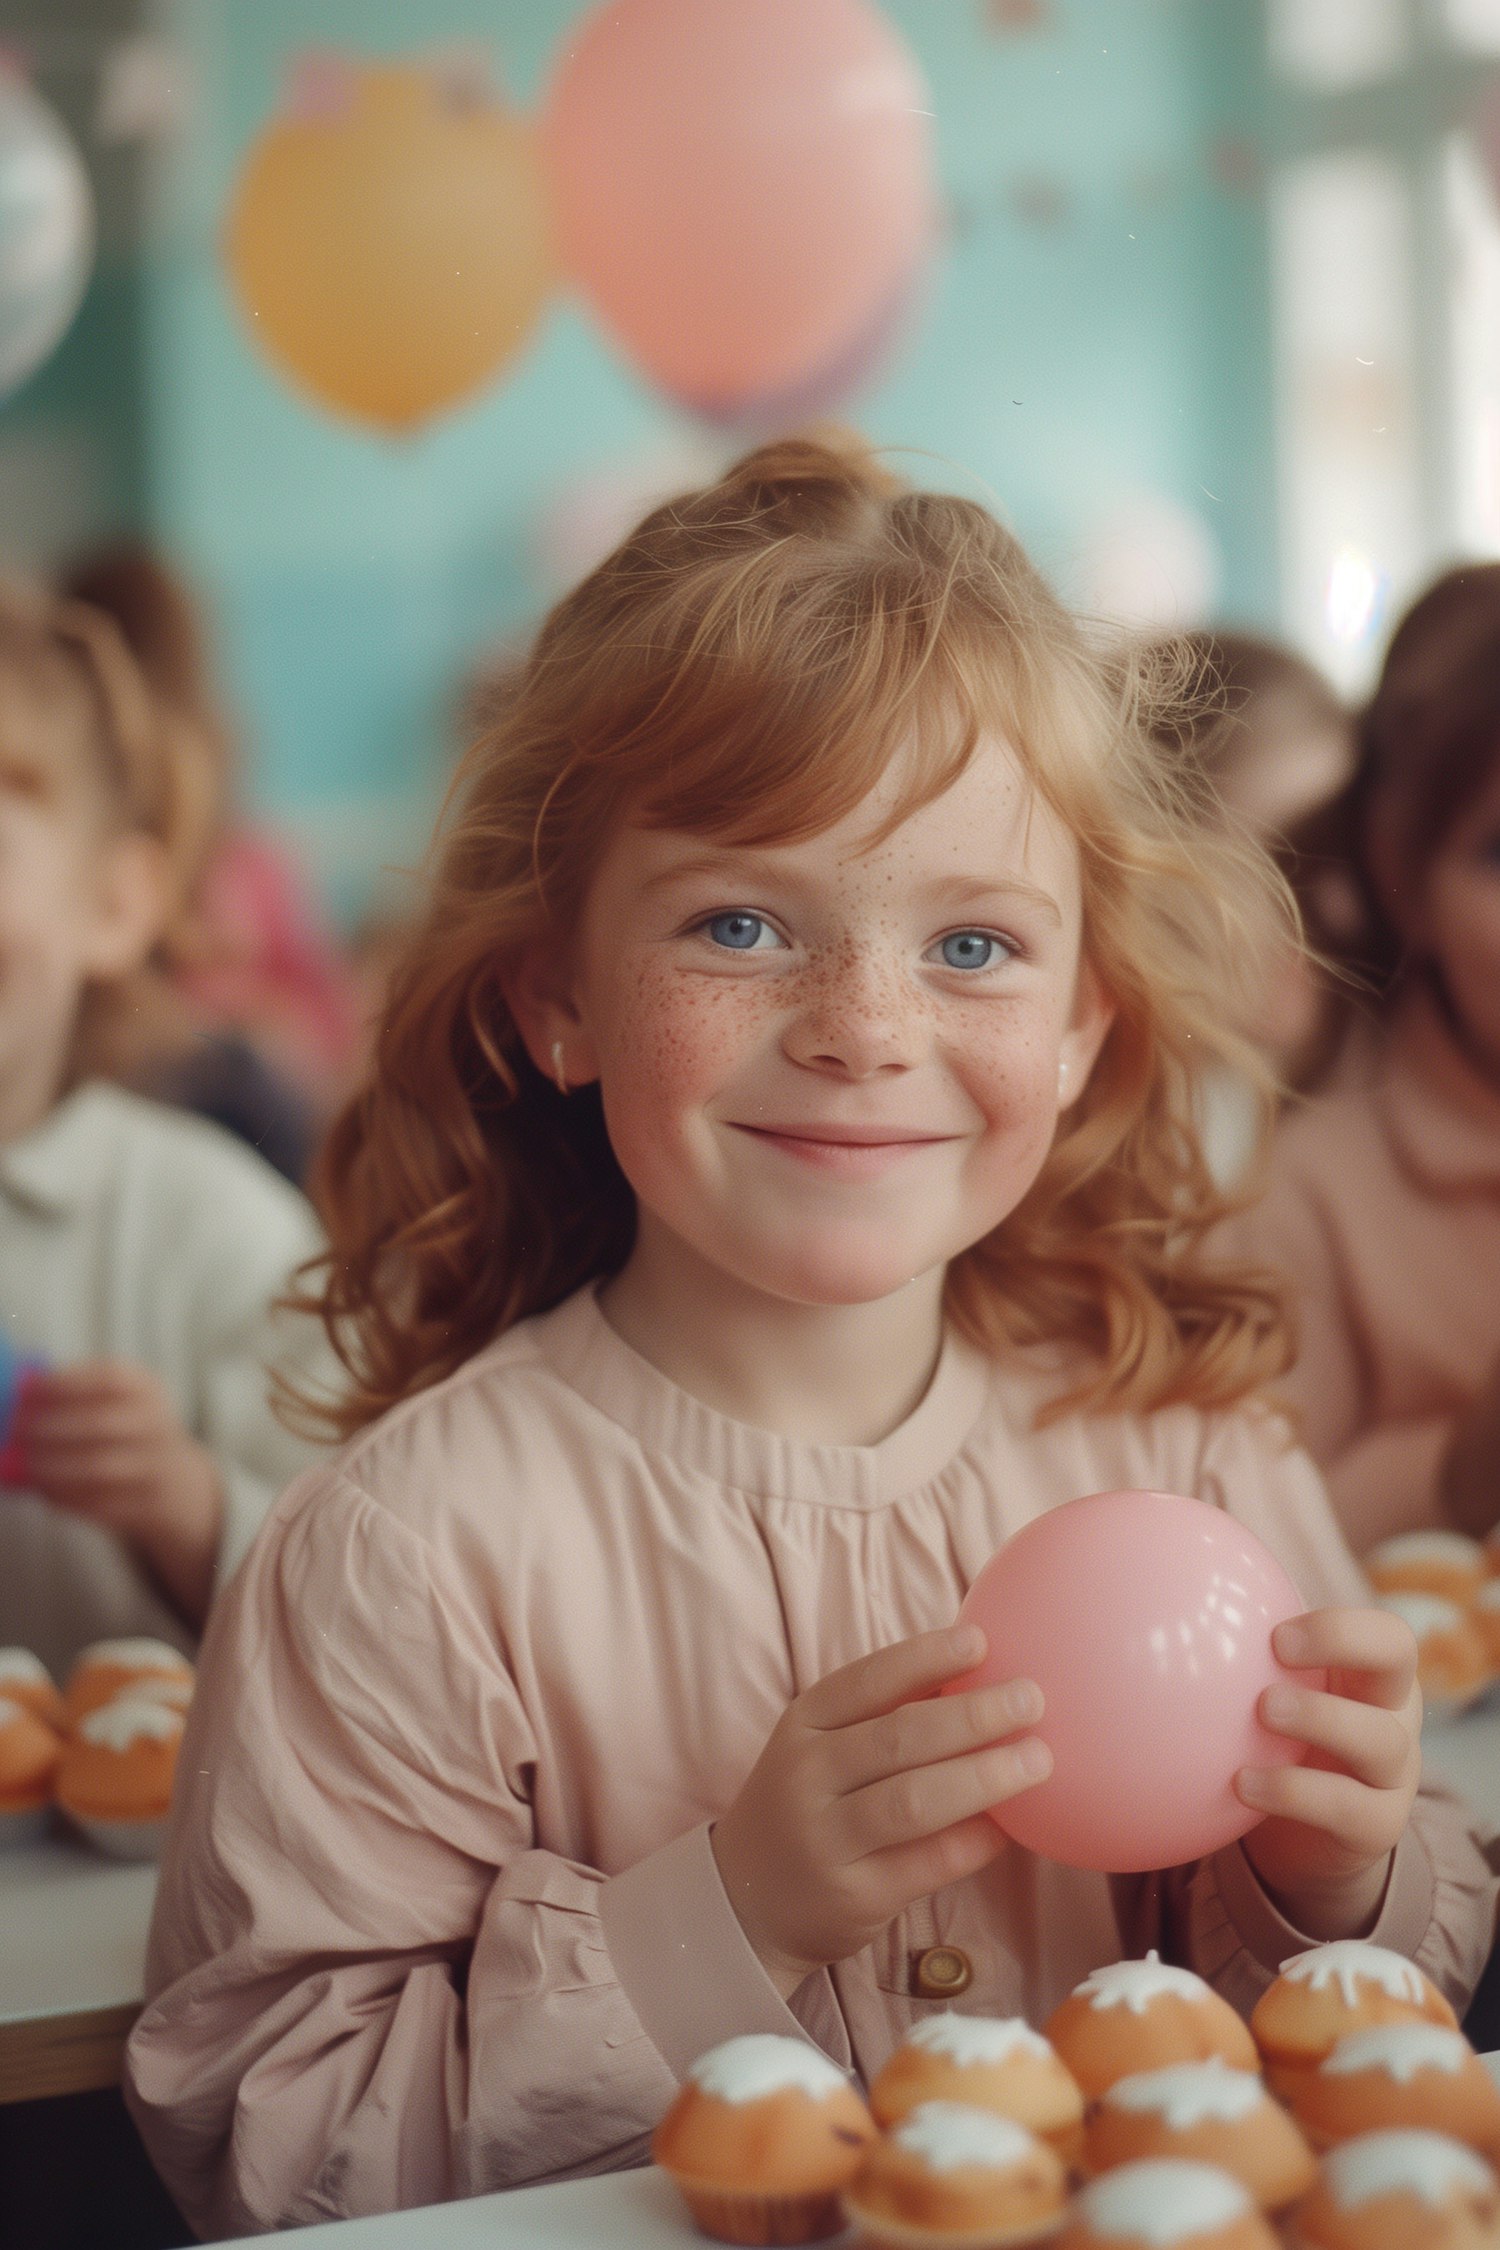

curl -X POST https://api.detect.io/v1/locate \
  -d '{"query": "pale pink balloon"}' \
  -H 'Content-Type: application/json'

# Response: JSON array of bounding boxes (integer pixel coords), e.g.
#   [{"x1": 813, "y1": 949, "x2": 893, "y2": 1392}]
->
[
  {"x1": 540, "y1": 0, "x2": 937, "y2": 416},
  {"x1": 945, "y1": 1489, "x2": 1321, "y2": 1874}
]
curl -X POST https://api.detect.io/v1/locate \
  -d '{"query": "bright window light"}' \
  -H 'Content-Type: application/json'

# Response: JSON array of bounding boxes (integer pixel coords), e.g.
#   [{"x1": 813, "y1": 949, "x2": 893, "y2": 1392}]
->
[{"x1": 1268, "y1": 0, "x2": 1410, "y2": 87}]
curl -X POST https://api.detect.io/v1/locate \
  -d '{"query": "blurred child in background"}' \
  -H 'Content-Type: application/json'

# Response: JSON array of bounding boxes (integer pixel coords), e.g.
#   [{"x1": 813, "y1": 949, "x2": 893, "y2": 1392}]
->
[
  {"x1": 1152, "y1": 631, "x2": 1353, "y2": 1185},
  {"x1": 0, "y1": 579, "x2": 330, "y2": 1676},
  {"x1": 61, "y1": 543, "x2": 366, "y2": 1184},
  {"x1": 1227, "y1": 565, "x2": 1500, "y2": 1553}
]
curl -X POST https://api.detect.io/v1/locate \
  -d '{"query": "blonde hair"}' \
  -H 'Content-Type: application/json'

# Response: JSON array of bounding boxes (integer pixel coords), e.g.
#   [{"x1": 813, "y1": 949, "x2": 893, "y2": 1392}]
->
[
  {"x1": 292, "y1": 435, "x2": 1295, "y2": 1439},
  {"x1": 0, "y1": 576, "x2": 217, "y2": 1078}
]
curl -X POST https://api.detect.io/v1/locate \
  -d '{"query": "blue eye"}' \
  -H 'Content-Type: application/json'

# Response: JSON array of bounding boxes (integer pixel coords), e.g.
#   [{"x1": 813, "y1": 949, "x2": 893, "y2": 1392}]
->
[
  {"x1": 704, "y1": 912, "x2": 770, "y2": 951},
  {"x1": 937, "y1": 931, "x2": 1006, "y2": 970}
]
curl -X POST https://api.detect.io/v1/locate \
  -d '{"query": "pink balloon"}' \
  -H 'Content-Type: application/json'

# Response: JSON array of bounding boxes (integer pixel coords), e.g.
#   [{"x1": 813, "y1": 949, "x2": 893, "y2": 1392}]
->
[
  {"x1": 944, "y1": 1490, "x2": 1321, "y2": 1874},
  {"x1": 691, "y1": 258, "x2": 926, "y2": 433},
  {"x1": 541, "y1": 0, "x2": 937, "y2": 416}
]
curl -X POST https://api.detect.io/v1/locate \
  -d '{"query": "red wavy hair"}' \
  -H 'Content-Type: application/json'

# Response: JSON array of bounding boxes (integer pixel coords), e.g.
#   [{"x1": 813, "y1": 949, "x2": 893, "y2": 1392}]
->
[{"x1": 288, "y1": 435, "x2": 1295, "y2": 1440}]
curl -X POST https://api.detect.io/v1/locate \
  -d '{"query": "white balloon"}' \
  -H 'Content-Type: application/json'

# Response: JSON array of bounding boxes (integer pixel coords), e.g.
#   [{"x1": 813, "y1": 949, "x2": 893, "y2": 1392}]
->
[{"x1": 0, "y1": 74, "x2": 94, "y2": 404}]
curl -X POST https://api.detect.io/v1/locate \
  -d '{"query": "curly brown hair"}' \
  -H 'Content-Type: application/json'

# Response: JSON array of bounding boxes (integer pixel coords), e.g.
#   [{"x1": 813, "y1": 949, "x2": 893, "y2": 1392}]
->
[{"x1": 288, "y1": 434, "x2": 1299, "y2": 1440}]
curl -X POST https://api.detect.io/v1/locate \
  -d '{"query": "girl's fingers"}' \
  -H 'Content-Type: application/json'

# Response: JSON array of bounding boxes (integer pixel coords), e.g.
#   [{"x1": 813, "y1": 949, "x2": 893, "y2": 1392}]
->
[
  {"x1": 859, "y1": 1813, "x2": 1009, "y2": 1904},
  {"x1": 1259, "y1": 1683, "x2": 1418, "y2": 1791},
  {"x1": 834, "y1": 1678, "x2": 1044, "y2": 1797},
  {"x1": 801, "y1": 1625, "x2": 986, "y2": 1733},
  {"x1": 840, "y1": 1735, "x2": 1052, "y2": 1859},
  {"x1": 1235, "y1": 1760, "x2": 1400, "y2": 1859},
  {"x1": 1273, "y1": 1608, "x2": 1418, "y2": 1709}
]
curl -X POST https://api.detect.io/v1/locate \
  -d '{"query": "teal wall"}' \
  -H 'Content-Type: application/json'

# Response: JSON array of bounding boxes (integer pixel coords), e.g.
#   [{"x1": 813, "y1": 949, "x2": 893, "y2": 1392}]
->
[{"x1": 3, "y1": 0, "x2": 1278, "y2": 922}]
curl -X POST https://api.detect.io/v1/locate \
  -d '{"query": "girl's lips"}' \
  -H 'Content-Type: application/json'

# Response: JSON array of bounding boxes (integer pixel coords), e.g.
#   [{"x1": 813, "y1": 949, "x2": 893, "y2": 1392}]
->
[{"x1": 735, "y1": 1125, "x2": 948, "y2": 1176}]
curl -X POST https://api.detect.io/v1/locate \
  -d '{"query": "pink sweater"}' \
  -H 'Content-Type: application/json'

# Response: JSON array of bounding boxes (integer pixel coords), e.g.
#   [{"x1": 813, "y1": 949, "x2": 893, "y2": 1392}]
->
[
  {"x1": 1226, "y1": 987, "x2": 1500, "y2": 1552},
  {"x1": 124, "y1": 1277, "x2": 1497, "y2": 2235}
]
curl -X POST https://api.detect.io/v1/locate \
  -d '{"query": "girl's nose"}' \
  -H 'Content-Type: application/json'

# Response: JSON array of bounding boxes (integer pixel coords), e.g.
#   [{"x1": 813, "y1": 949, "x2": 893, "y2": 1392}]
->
[{"x1": 781, "y1": 950, "x2": 925, "y2": 1077}]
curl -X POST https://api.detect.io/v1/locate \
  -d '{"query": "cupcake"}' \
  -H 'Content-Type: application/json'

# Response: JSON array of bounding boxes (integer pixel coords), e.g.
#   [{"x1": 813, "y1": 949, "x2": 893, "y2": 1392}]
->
[
  {"x1": 0, "y1": 1648, "x2": 63, "y2": 1730},
  {"x1": 1045, "y1": 1956, "x2": 1259, "y2": 2100},
  {"x1": 1083, "y1": 2058, "x2": 1315, "y2": 2212},
  {"x1": 1285, "y1": 2026, "x2": 1500, "y2": 2161},
  {"x1": 1364, "y1": 1532, "x2": 1489, "y2": 1610},
  {"x1": 1373, "y1": 1595, "x2": 1490, "y2": 1715},
  {"x1": 652, "y1": 2033, "x2": 876, "y2": 2244},
  {"x1": 1056, "y1": 2159, "x2": 1280, "y2": 2250},
  {"x1": 62, "y1": 1638, "x2": 194, "y2": 1726},
  {"x1": 1472, "y1": 1581, "x2": 1500, "y2": 1674},
  {"x1": 871, "y1": 2014, "x2": 1085, "y2": 2163},
  {"x1": 1294, "y1": 2129, "x2": 1500, "y2": 2250},
  {"x1": 1250, "y1": 1943, "x2": 1456, "y2": 2104},
  {"x1": 0, "y1": 1694, "x2": 62, "y2": 1843},
  {"x1": 55, "y1": 1695, "x2": 184, "y2": 1860},
  {"x1": 842, "y1": 2102, "x2": 1069, "y2": 2249}
]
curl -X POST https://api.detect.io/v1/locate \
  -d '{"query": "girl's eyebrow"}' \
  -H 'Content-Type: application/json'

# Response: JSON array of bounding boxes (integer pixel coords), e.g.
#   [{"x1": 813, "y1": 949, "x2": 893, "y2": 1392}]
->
[{"x1": 640, "y1": 851, "x2": 1063, "y2": 925}]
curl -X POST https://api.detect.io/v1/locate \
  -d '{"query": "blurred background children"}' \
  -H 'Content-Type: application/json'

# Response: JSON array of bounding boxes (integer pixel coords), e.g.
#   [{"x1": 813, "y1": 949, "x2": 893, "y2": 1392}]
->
[
  {"x1": 0, "y1": 577, "x2": 331, "y2": 1678},
  {"x1": 1226, "y1": 565, "x2": 1500, "y2": 1554},
  {"x1": 1149, "y1": 630, "x2": 1353, "y2": 1185},
  {"x1": 60, "y1": 544, "x2": 366, "y2": 1186}
]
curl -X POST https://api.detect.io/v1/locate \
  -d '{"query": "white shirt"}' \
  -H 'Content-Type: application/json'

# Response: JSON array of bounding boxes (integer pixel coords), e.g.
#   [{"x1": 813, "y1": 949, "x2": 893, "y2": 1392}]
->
[{"x1": 0, "y1": 1081, "x2": 335, "y2": 1676}]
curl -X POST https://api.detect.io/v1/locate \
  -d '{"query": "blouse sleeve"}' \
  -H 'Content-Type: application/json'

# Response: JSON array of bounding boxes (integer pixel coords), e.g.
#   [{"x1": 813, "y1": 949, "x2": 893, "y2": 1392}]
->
[
  {"x1": 123, "y1": 1471, "x2": 812, "y2": 2236},
  {"x1": 1104, "y1": 1409, "x2": 1500, "y2": 2018}
]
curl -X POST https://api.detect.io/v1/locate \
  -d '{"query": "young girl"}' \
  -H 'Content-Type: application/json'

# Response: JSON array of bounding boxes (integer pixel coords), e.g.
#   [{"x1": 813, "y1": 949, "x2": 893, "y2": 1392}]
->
[
  {"x1": 1225, "y1": 564, "x2": 1500, "y2": 1552},
  {"x1": 124, "y1": 442, "x2": 1494, "y2": 2235},
  {"x1": 0, "y1": 580, "x2": 331, "y2": 1674}
]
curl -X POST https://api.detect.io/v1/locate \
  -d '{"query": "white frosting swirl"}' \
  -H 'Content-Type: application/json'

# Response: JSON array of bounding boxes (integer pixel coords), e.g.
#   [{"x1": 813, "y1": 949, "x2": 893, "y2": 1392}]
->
[
  {"x1": 1075, "y1": 1952, "x2": 1211, "y2": 2015},
  {"x1": 1323, "y1": 2130, "x2": 1495, "y2": 2211},
  {"x1": 1321, "y1": 2024, "x2": 1469, "y2": 2084},
  {"x1": 1368, "y1": 1531, "x2": 1485, "y2": 1571},
  {"x1": 1104, "y1": 2058, "x2": 1263, "y2": 2130},
  {"x1": 902, "y1": 2013, "x2": 1052, "y2": 2066},
  {"x1": 74, "y1": 1638, "x2": 189, "y2": 1672},
  {"x1": 77, "y1": 1696, "x2": 183, "y2": 1751},
  {"x1": 1377, "y1": 1592, "x2": 1464, "y2": 1641},
  {"x1": 0, "y1": 1649, "x2": 50, "y2": 1685},
  {"x1": 0, "y1": 1694, "x2": 28, "y2": 1728},
  {"x1": 687, "y1": 2035, "x2": 849, "y2": 2104},
  {"x1": 1476, "y1": 1580, "x2": 1500, "y2": 1614},
  {"x1": 1074, "y1": 2159, "x2": 1252, "y2": 2244},
  {"x1": 891, "y1": 2102, "x2": 1038, "y2": 2173},
  {"x1": 1278, "y1": 1942, "x2": 1429, "y2": 2009}
]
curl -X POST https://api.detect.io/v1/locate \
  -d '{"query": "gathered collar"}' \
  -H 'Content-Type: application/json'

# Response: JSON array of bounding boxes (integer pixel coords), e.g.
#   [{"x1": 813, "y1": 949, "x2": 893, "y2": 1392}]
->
[
  {"x1": 532, "y1": 1275, "x2": 995, "y2": 1510},
  {"x1": 0, "y1": 1082, "x2": 120, "y2": 1219}
]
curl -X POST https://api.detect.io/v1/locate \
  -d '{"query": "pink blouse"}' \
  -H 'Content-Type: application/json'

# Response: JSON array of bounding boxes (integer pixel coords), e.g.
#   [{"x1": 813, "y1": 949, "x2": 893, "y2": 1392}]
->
[
  {"x1": 124, "y1": 1277, "x2": 1497, "y2": 2235},
  {"x1": 1226, "y1": 988, "x2": 1500, "y2": 1552}
]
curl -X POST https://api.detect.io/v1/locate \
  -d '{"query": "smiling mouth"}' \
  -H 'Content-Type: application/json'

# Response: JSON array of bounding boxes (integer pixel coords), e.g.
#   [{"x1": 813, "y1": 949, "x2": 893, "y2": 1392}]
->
[{"x1": 733, "y1": 1125, "x2": 952, "y2": 1147}]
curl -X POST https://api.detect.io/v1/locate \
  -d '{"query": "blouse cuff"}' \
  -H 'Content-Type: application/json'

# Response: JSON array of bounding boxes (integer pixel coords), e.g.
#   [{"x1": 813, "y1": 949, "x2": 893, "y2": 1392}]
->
[
  {"x1": 598, "y1": 1822, "x2": 821, "y2": 2079},
  {"x1": 1210, "y1": 1826, "x2": 1432, "y2": 1974}
]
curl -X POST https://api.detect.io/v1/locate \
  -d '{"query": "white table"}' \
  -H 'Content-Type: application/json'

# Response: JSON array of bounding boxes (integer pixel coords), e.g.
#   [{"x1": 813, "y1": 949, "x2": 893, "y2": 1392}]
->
[
  {"x1": 0, "y1": 1826, "x2": 155, "y2": 2103},
  {"x1": 215, "y1": 2059, "x2": 1500, "y2": 2248}
]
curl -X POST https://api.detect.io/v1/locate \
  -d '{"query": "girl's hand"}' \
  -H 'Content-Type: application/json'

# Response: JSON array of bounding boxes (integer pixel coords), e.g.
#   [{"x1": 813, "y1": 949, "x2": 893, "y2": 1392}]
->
[
  {"x1": 16, "y1": 1361, "x2": 223, "y2": 1626},
  {"x1": 1235, "y1": 1607, "x2": 1421, "y2": 1939},
  {"x1": 710, "y1": 1623, "x2": 1051, "y2": 1999}
]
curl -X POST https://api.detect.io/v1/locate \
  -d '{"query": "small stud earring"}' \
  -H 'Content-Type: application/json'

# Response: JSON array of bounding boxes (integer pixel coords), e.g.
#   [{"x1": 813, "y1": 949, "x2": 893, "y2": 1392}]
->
[{"x1": 551, "y1": 1040, "x2": 569, "y2": 1096}]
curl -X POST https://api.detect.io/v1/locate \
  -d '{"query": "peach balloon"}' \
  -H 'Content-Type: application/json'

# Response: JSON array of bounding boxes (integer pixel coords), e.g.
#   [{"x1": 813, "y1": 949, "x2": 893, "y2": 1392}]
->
[
  {"x1": 945, "y1": 1490, "x2": 1320, "y2": 1873},
  {"x1": 225, "y1": 57, "x2": 554, "y2": 433},
  {"x1": 540, "y1": 0, "x2": 937, "y2": 416}
]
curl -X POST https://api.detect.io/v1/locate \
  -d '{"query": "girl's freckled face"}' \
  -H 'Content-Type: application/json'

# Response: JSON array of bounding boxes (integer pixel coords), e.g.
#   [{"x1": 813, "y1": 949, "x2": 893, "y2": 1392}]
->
[{"x1": 569, "y1": 733, "x2": 1111, "y2": 1306}]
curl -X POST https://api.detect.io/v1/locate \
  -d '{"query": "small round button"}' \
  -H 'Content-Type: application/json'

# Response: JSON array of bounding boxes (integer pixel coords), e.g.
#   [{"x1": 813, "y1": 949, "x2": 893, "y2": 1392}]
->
[{"x1": 911, "y1": 1945, "x2": 973, "y2": 1999}]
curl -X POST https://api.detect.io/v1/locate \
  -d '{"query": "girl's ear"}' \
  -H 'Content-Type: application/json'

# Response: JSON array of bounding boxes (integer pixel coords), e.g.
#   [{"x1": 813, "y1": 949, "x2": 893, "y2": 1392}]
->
[
  {"x1": 1056, "y1": 955, "x2": 1115, "y2": 1113},
  {"x1": 81, "y1": 831, "x2": 171, "y2": 982},
  {"x1": 497, "y1": 936, "x2": 599, "y2": 1090}
]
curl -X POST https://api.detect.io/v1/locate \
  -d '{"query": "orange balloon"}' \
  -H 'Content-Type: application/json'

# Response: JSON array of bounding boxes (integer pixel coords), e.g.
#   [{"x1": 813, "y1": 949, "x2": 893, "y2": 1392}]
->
[
  {"x1": 541, "y1": 0, "x2": 936, "y2": 417},
  {"x1": 225, "y1": 61, "x2": 555, "y2": 433}
]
